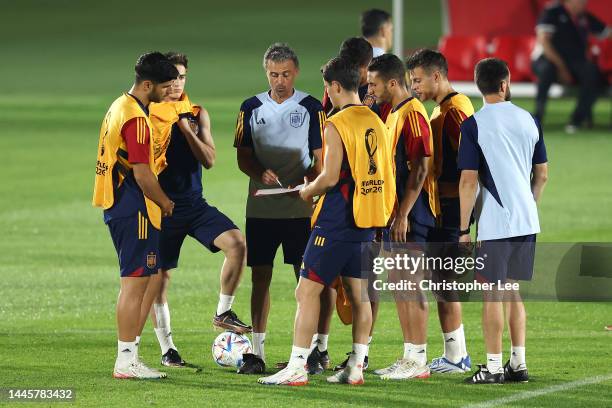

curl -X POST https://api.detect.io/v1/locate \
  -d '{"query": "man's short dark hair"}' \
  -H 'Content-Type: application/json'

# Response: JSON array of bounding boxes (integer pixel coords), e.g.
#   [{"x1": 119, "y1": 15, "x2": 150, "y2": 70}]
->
[
  {"x1": 321, "y1": 57, "x2": 360, "y2": 92},
  {"x1": 263, "y1": 43, "x2": 299, "y2": 69},
  {"x1": 474, "y1": 58, "x2": 510, "y2": 95},
  {"x1": 135, "y1": 52, "x2": 179, "y2": 84},
  {"x1": 339, "y1": 37, "x2": 373, "y2": 68},
  {"x1": 361, "y1": 9, "x2": 391, "y2": 38},
  {"x1": 165, "y1": 51, "x2": 188, "y2": 69},
  {"x1": 406, "y1": 49, "x2": 448, "y2": 77},
  {"x1": 367, "y1": 54, "x2": 406, "y2": 87}
]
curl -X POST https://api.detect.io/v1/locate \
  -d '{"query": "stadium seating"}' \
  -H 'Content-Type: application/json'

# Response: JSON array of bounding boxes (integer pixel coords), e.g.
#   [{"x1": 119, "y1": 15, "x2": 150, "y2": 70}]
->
[
  {"x1": 593, "y1": 38, "x2": 612, "y2": 81},
  {"x1": 438, "y1": 35, "x2": 489, "y2": 81},
  {"x1": 490, "y1": 35, "x2": 536, "y2": 82},
  {"x1": 440, "y1": 0, "x2": 611, "y2": 84},
  {"x1": 438, "y1": 35, "x2": 610, "y2": 84}
]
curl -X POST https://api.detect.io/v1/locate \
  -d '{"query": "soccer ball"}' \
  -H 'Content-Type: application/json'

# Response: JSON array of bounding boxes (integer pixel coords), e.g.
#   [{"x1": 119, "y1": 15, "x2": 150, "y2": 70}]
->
[{"x1": 211, "y1": 331, "x2": 252, "y2": 367}]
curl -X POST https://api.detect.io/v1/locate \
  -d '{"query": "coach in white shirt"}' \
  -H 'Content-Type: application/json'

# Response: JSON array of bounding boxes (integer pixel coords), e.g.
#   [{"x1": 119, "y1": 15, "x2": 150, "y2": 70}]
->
[
  {"x1": 457, "y1": 58, "x2": 548, "y2": 385},
  {"x1": 233, "y1": 43, "x2": 324, "y2": 374}
]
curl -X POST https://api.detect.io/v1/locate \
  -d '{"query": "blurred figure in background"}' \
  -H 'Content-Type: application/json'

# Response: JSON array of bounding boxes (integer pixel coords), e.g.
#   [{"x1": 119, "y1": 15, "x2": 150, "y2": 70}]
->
[
  {"x1": 532, "y1": 0, "x2": 611, "y2": 133},
  {"x1": 361, "y1": 9, "x2": 393, "y2": 58}
]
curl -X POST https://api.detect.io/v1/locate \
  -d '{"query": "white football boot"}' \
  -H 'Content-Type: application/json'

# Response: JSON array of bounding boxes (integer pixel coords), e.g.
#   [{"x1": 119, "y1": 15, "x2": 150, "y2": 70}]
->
[
  {"x1": 326, "y1": 365, "x2": 364, "y2": 385},
  {"x1": 373, "y1": 359, "x2": 402, "y2": 376},
  {"x1": 380, "y1": 358, "x2": 430, "y2": 380},
  {"x1": 258, "y1": 365, "x2": 308, "y2": 386},
  {"x1": 113, "y1": 359, "x2": 167, "y2": 379}
]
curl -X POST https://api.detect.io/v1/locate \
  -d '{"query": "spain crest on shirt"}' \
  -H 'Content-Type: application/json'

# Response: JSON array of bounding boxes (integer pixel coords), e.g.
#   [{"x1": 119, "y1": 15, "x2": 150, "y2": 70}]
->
[{"x1": 289, "y1": 111, "x2": 304, "y2": 128}]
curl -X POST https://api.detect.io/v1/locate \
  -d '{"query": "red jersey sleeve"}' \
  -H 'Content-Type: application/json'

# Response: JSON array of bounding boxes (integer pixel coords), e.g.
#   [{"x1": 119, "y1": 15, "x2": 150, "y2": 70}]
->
[
  {"x1": 443, "y1": 108, "x2": 468, "y2": 151},
  {"x1": 402, "y1": 111, "x2": 432, "y2": 161},
  {"x1": 121, "y1": 117, "x2": 150, "y2": 164}
]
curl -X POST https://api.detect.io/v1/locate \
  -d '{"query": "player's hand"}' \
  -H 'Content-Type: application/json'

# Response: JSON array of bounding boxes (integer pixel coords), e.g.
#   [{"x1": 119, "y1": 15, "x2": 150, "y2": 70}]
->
[
  {"x1": 457, "y1": 233, "x2": 473, "y2": 258},
  {"x1": 299, "y1": 176, "x2": 312, "y2": 203},
  {"x1": 161, "y1": 199, "x2": 175, "y2": 217},
  {"x1": 558, "y1": 66, "x2": 573, "y2": 85},
  {"x1": 261, "y1": 169, "x2": 280, "y2": 186},
  {"x1": 459, "y1": 233, "x2": 471, "y2": 244},
  {"x1": 390, "y1": 215, "x2": 408, "y2": 243}
]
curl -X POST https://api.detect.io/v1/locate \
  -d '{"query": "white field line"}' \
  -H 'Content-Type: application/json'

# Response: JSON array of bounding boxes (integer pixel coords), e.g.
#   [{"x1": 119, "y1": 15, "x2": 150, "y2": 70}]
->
[{"x1": 463, "y1": 373, "x2": 612, "y2": 408}]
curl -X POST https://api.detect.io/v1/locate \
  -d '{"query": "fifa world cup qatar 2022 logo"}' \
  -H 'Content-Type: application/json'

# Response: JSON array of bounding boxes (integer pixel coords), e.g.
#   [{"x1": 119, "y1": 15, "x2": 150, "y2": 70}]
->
[{"x1": 365, "y1": 128, "x2": 378, "y2": 175}]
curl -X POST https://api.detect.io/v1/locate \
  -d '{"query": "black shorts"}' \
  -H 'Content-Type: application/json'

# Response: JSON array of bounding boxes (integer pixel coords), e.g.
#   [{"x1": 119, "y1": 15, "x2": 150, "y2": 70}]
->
[
  {"x1": 159, "y1": 198, "x2": 238, "y2": 270},
  {"x1": 245, "y1": 218, "x2": 311, "y2": 267},
  {"x1": 476, "y1": 234, "x2": 537, "y2": 284},
  {"x1": 107, "y1": 211, "x2": 159, "y2": 278}
]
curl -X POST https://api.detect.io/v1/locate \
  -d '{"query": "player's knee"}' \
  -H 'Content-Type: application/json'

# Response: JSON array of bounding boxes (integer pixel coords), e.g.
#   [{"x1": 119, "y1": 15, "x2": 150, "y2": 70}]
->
[
  {"x1": 438, "y1": 300, "x2": 460, "y2": 315},
  {"x1": 295, "y1": 279, "x2": 322, "y2": 304},
  {"x1": 295, "y1": 285, "x2": 311, "y2": 306},
  {"x1": 294, "y1": 282, "x2": 311, "y2": 304},
  {"x1": 223, "y1": 232, "x2": 246, "y2": 257}
]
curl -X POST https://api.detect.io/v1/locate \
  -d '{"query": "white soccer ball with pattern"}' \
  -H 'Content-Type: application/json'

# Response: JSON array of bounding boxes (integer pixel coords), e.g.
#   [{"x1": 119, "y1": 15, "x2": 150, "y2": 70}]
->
[{"x1": 211, "y1": 331, "x2": 252, "y2": 367}]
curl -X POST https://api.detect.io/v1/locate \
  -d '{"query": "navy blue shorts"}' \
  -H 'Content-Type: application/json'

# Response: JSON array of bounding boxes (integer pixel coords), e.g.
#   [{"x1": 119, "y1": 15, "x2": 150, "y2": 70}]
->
[
  {"x1": 159, "y1": 198, "x2": 238, "y2": 270},
  {"x1": 108, "y1": 211, "x2": 160, "y2": 278},
  {"x1": 408, "y1": 221, "x2": 435, "y2": 244},
  {"x1": 300, "y1": 232, "x2": 367, "y2": 286},
  {"x1": 438, "y1": 197, "x2": 460, "y2": 232},
  {"x1": 476, "y1": 234, "x2": 537, "y2": 284},
  {"x1": 379, "y1": 221, "x2": 434, "y2": 253},
  {"x1": 429, "y1": 226, "x2": 460, "y2": 244},
  {"x1": 245, "y1": 218, "x2": 310, "y2": 267}
]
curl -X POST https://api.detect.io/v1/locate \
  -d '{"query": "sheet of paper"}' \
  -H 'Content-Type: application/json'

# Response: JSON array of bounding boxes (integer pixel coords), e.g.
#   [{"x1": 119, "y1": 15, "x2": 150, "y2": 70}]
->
[{"x1": 254, "y1": 184, "x2": 305, "y2": 197}]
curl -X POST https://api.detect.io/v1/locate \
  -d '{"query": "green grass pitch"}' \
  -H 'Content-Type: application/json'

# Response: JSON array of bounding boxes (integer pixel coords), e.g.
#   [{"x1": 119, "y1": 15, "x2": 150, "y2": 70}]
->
[{"x1": 1, "y1": 0, "x2": 611, "y2": 406}]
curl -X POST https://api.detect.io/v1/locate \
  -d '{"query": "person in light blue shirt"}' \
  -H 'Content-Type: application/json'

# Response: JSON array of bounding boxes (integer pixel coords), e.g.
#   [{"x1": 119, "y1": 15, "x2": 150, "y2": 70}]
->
[{"x1": 458, "y1": 58, "x2": 548, "y2": 385}]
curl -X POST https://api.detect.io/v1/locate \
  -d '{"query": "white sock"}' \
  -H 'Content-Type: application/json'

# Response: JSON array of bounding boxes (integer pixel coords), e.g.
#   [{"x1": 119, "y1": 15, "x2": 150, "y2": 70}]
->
[
  {"x1": 486, "y1": 353, "x2": 503, "y2": 374},
  {"x1": 347, "y1": 343, "x2": 368, "y2": 368},
  {"x1": 316, "y1": 334, "x2": 329, "y2": 352},
  {"x1": 135, "y1": 335, "x2": 141, "y2": 359},
  {"x1": 288, "y1": 346, "x2": 310, "y2": 369},
  {"x1": 154, "y1": 328, "x2": 177, "y2": 355},
  {"x1": 510, "y1": 346, "x2": 526, "y2": 370},
  {"x1": 252, "y1": 332, "x2": 266, "y2": 361},
  {"x1": 117, "y1": 340, "x2": 136, "y2": 366},
  {"x1": 443, "y1": 324, "x2": 466, "y2": 364},
  {"x1": 366, "y1": 336, "x2": 372, "y2": 356},
  {"x1": 153, "y1": 303, "x2": 176, "y2": 355},
  {"x1": 154, "y1": 303, "x2": 171, "y2": 328},
  {"x1": 309, "y1": 333, "x2": 318, "y2": 351},
  {"x1": 404, "y1": 343, "x2": 427, "y2": 366},
  {"x1": 216, "y1": 294, "x2": 235, "y2": 316}
]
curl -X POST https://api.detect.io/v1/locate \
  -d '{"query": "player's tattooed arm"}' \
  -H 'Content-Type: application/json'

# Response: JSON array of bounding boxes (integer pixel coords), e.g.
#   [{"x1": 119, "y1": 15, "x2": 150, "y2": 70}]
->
[{"x1": 177, "y1": 109, "x2": 215, "y2": 169}]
